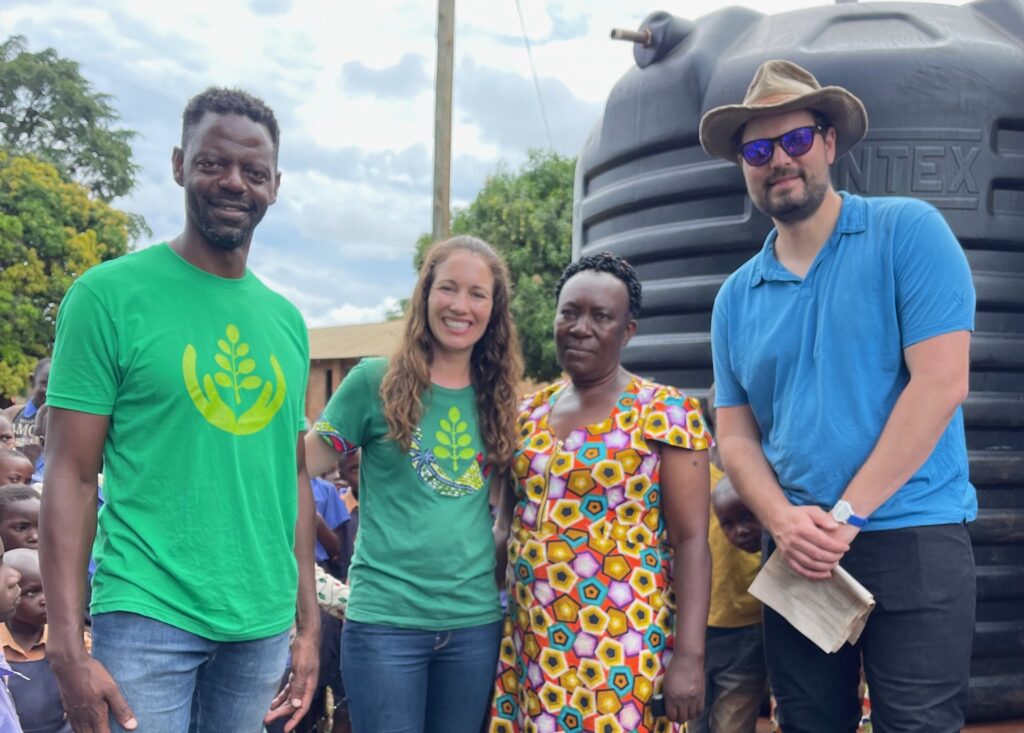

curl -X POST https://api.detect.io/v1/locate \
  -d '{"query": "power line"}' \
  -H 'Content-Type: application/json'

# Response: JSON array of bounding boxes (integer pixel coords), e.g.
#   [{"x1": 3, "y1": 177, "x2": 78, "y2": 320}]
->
[{"x1": 513, "y1": 0, "x2": 554, "y2": 150}]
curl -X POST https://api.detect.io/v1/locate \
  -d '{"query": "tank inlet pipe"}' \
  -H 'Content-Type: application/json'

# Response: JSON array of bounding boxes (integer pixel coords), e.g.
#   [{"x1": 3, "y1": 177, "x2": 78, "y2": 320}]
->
[{"x1": 610, "y1": 28, "x2": 652, "y2": 46}]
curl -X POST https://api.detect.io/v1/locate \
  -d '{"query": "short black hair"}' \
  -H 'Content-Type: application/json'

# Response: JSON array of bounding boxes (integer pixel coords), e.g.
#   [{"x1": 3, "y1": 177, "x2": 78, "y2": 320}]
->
[
  {"x1": 0, "y1": 484, "x2": 41, "y2": 516},
  {"x1": 556, "y1": 252, "x2": 642, "y2": 319},
  {"x1": 181, "y1": 87, "x2": 280, "y2": 155}
]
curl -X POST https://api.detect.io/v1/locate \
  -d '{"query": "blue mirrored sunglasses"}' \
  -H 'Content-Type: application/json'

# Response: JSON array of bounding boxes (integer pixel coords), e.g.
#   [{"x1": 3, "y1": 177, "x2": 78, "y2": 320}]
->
[{"x1": 739, "y1": 125, "x2": 825, "y2": 167}]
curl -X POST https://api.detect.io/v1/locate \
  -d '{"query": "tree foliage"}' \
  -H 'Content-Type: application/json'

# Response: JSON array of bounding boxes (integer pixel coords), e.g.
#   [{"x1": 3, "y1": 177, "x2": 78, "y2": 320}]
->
[
  {"x1": 0, "y1": 152, "x2": 131, "y2": 396},
  {"x1": 415, "y1": 150, "x2": 575, "y2": 381},
  {"x1": 0, "y1": 35, "x2": 139, "y2": 202}
]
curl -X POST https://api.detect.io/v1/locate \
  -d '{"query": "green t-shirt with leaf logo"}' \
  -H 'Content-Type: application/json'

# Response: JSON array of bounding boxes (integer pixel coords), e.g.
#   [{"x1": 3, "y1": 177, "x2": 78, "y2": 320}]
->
[
  {"x1": 316, "y1": 357, "x2": 500, "y2": 629},
  {"x1": 48, "y1": 243, "x2": 309, "y2": 641}
]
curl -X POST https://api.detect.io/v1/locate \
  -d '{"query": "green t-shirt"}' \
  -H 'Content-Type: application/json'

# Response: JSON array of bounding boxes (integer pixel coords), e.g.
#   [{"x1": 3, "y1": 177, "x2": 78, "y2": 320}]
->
[
  {"x1": 316, "y1": 357, "x2": 500, "y2": 629},
  {"x1": 47, "y1": 243, "x2": 309, "y2": 641}
]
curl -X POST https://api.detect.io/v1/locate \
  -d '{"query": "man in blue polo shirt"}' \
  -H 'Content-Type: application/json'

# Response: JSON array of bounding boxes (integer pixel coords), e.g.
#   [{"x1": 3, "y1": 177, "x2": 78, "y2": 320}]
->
[{"x1": 702, "y1": 60, "x2": 976, "y2": 733}]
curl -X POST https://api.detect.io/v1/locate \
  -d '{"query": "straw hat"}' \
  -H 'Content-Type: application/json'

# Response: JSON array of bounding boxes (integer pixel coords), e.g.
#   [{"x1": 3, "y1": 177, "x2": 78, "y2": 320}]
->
[{"x1": 699, "y1": 59, "x2": 868, "y2": 162}]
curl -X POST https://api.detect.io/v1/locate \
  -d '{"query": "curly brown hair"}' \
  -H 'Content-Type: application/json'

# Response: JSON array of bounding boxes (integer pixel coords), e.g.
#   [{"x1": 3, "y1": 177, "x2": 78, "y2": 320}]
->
[{"x1": 380, "y1": 236, "x2": 523, "y2": 473}]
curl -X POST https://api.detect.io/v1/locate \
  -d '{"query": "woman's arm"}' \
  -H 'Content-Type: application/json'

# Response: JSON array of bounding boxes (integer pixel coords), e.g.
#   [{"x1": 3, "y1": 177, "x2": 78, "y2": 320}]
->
[
  {"x1": 304, "y1": 430, "x2": 345, "y2": 479},
  {"x1": 492, "y1": 471, "x2": 516, "y2": 589},
  {"x1": 659, "y1": 445, "x2": 711, "y2": 723},
  {"x1": 305, "y1": 362, "x2": 368, "y2": 479}
]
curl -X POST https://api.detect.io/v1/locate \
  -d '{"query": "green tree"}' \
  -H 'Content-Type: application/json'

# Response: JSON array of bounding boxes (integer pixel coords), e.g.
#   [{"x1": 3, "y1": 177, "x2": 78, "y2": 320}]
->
[
  {"x1": 413, "y1": 150, "x2": 575, "y2": 381},
  {"x1": 0, "y1": 152, "x2": 131, "y2": 396},
  {"x1": 0, "y1": 35, "x2": 139, "y2": 202}
]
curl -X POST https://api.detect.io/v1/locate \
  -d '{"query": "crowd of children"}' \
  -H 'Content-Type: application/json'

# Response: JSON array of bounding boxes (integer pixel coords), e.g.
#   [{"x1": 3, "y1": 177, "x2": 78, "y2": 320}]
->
[
  {"x1": 2, "y1": 368, "x2": 76, "y2": 729},
  {"x1": 0, "y1": 373, "x2": 363, "y2": 732},
  {"x1": 0, "y1": 483, "x2": 78, "y2": 733}
]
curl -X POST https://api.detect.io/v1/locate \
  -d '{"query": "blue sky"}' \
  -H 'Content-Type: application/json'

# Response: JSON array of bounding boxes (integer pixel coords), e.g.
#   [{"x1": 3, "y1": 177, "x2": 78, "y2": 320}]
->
[{"x1": 1, "y1": 0, "x2": 962, "y2": 326}]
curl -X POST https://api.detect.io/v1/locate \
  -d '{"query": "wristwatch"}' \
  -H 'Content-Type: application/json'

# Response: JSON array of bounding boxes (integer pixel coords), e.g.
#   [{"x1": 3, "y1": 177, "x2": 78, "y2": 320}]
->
[{"x1": 831, "y1": 500, "x2": 868, "y2": 528}]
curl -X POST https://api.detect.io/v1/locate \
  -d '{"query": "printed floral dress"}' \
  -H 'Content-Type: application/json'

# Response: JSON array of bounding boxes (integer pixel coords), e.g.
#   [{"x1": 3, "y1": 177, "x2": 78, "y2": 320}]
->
[{"x1": 488, "y1": 377, "x2": 712, "y2": 733}]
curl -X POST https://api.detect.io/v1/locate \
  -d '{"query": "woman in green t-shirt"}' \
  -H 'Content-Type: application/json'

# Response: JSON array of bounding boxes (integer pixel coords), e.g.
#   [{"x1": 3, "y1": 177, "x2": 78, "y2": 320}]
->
[{"x1": 305, "y1": 235, "x2": 523, "y2": 733}]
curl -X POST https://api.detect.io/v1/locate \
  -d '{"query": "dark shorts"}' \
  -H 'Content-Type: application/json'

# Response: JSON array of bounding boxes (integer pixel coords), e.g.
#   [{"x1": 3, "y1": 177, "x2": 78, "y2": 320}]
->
[
  {"x1": 763, "y1": 523, "x2": 976, "y2": 733},
  {"x1": 686, "y1": 624, "x2": 767, "y2": 733}
]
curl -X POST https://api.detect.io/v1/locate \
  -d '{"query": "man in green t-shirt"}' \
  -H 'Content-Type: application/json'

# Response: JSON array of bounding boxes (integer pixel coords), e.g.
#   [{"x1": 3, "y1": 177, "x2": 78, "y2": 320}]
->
[{"x1": 39, "y1": 88, "x2": 319, "y2": 733}]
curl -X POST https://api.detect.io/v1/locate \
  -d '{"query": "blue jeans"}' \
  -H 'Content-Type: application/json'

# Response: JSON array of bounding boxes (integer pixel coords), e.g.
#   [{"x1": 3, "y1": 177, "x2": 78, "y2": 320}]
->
[
  {"x1": 341, "y1": 619, "x2": 502, "y2": 733},
  {"x1": 91, "y1": 611, "x2": 291, "y2": 733}
]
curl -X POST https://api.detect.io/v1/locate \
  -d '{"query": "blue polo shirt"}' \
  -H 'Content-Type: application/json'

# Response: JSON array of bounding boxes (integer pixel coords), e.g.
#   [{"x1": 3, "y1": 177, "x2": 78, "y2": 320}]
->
[{"x1": 712, "y1": 192, "x2": 976, "y2": 530}]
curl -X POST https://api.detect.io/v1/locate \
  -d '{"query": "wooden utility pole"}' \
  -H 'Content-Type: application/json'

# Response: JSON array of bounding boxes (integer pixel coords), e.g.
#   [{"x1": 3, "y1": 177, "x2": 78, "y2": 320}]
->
[{"x1": 432, "y1": 0, "x2": 455, "y2": 242}]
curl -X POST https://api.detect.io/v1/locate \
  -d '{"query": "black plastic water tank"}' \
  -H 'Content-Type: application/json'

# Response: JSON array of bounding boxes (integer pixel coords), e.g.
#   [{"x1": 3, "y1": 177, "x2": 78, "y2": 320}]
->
[{"x1": 574, "y1": 0, "x2": 1024, "y2": 721}]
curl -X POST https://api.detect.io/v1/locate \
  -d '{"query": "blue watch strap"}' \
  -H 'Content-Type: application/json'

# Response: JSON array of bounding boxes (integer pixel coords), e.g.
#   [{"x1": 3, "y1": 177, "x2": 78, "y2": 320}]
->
[{"x1": 847, "y1": 512, "x2": 868, "y2": 528}]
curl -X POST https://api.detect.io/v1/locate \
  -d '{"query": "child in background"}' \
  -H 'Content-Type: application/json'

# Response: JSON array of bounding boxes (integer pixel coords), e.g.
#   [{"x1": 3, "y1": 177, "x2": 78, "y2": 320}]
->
[
  {"x1": 5, "y1": 359, "x2": 48, "y2": 471},
  {"x1": 711, "y1": 476, "x2": 762, "y2": 556},
  {"x1": 313, "y1": 473, "x2": 349, "y2": 574},
  {"x1": 272, "y1": 475, "x2": 350, "y2": 733},
  {"x1": 0, "y1": 534, "x2": 24, "y2": 732},
  {"x1": 334, "y1": 451, "x2": 360, "y2": 583},
  {"x1": 320, "y1": 454, "x2": 359, "y2": 733},
  {"x1": 691, "y1": 475, "x2": 769, "y2": 733},
  {"x1": 688, "y1": 386, "x2": 768, "y2": 733},
  {"x1": 29, "y1": 408, "x2": 46, "y2": 486},
  {"x1": 1, "y1": 549, "x2": 86, "y2": 733},
  {"x1": 0, "y1": 416, "x2": 14, "y2": 450},
  {"x1": 268, "y1": 562, "x2": 352, "y2": 733},
  {"x1": 0, "y1": 487, "x2": 39, "y2": 552},
  {"x1": 333, "y1": 452, "x2": 359, "y2": 733},
  {"x1": 0, "y1": 455, "x2": 33, "y2": 488},
  {"x1": 313, "y1": 473, "x2": 350, "y2": 733}
]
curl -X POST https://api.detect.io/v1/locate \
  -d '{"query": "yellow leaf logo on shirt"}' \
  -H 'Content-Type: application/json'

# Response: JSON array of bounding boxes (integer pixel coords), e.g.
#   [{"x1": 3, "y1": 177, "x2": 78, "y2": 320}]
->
[
  {"x1": 434, "y1": 405, "x2": 476, "y2": 472},
  {"x1": 182, "y1": 324, "x2": 286, "y2": 435}
]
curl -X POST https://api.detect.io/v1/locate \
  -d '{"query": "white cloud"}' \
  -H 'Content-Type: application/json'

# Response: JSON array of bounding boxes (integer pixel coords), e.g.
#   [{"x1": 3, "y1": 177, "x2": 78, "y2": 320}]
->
[
  {"x1": 306, "y1": 298, "x2": 400, "y2": 328},
  {"x1": 280, "y1": 170, "x2": 427, "y2": 261}
]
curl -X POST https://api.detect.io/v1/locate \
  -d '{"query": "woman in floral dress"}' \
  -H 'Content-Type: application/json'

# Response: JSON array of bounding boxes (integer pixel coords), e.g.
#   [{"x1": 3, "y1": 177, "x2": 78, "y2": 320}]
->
[{"x1": 489, "y1": 253, "x2": 713, "y2": 733}]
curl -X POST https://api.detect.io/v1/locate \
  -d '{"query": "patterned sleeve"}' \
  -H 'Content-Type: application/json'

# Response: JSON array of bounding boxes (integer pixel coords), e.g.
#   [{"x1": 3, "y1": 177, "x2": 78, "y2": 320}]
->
[
  {"x1": 313, "y1": 419, "x2": 359, "y2": 456},
  {"x1": 515, "y1": 385, "x2": 553, "y2": 441},
  {"x1": 315, "y1": 358, "x2": 377, "y2": 455},
  {"x1": 642, "y1": 385, "x2": 713, "y2": 451}
]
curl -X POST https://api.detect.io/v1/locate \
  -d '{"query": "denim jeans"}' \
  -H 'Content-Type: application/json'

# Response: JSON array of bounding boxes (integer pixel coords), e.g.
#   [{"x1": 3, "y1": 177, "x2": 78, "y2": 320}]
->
[
  {"x1": 341, "y1": 619, "x2": 502, "y2": 733},
  {"x1": 91, "y1": 611, "x2": 291, "y2": 733}
]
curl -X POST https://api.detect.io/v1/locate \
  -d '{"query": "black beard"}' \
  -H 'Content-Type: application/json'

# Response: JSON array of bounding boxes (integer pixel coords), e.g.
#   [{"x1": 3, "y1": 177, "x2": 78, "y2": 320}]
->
[
  {"x1": 755, "y1": 173, "x2": 829, "y2": 224},
  {"x1": 200, "y1": 222, "x2": 248, "y2": 251},
  {"x1": 186, "y1": 188, "x2": 259, "y2": 251}
]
